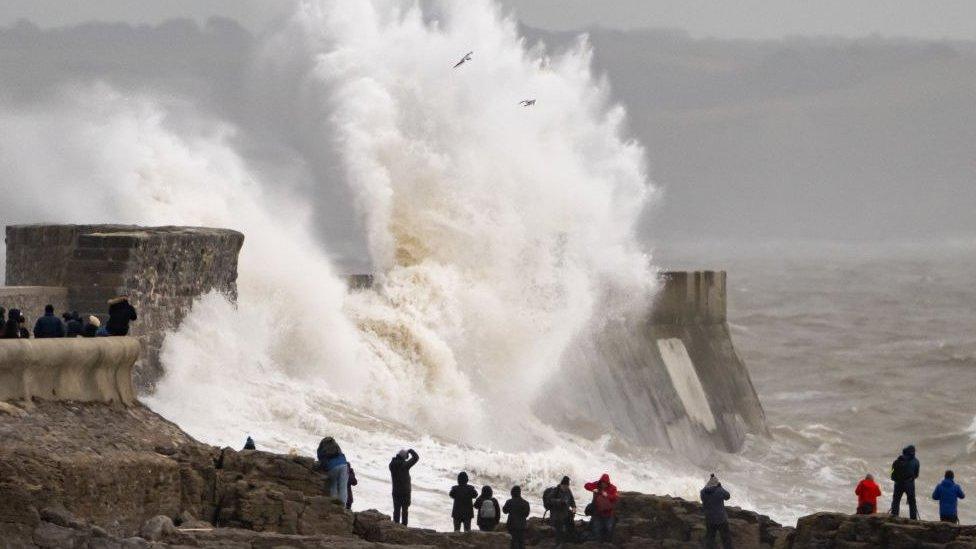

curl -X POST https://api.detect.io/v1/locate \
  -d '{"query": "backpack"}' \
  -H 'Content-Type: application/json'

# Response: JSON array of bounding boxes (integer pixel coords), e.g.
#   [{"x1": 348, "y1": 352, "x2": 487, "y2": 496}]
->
[
  {"x1": 479, "y1": 499, "x2": 496, "y2": 521},
  {"x1": 891, "y1": 457, "x2": 912, "y2": 482},
  {"x1": 542, "y1": 486, "x2": 560, "y2": 511}
]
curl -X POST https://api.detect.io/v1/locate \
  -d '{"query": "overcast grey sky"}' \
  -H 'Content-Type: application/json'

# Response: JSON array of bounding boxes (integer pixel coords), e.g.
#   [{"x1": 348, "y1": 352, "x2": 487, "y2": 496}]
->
[
  {"x1": 1, "y1": 1, "x2": 973, "y2": 249},
  {"x1": 3, "y1": 0, "x2": 976, "y2": 40}
]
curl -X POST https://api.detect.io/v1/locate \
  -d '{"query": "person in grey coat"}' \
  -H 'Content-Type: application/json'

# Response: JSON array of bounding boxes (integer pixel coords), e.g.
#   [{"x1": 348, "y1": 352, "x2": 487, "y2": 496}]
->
[{"x1": 700, "y1": 474, "x2": 733, "y2": 549}]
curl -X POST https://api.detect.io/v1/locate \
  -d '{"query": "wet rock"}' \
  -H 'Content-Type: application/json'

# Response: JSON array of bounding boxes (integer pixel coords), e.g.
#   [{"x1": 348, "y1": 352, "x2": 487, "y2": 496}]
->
[{"x1": 139, "y1": 515, "x2": 176, "y2": 541}]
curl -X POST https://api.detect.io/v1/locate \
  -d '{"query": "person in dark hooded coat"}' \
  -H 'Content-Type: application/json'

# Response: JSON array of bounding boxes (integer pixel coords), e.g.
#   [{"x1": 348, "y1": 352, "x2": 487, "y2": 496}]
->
[
  {"x1": 890, "y1": 445, "x2": 921, "y2": 519},
  {"x1": 449, "y1": 471, "x2": 478, "y2": 532},
  {"x1": 700, "y1": 474, "x2": 733, "y2": 549},
  {"x1": 389, "y1": 448, "x2": 419, "y2": 525},
  {"x1": 65, "y1": 312, "x2": 83, "y2": 338},
  {"x1": 503, "y1": 485, "x2": 531, "y2": 549},
  {"x1": 106, "y1": 296, "x2": 137, "y2": 336},
  {"x1": 0, "y1": 308, "x2": 20, "y2": 339},
  {"x1": 474, "y1": 485, "x2": 501, "y2": 531},
  {"x1": 33, "y1": 304, "x2": 65, "y2": 338}
]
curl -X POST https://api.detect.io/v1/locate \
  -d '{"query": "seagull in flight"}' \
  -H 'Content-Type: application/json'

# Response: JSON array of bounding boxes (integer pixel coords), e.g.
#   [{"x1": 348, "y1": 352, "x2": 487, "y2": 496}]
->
[
  {"x1": 519, "y1": 99, "x2": 536, "y2": 107},
  {"x1": 453, "y1": 51, "x2": 473, "y2": 69}
]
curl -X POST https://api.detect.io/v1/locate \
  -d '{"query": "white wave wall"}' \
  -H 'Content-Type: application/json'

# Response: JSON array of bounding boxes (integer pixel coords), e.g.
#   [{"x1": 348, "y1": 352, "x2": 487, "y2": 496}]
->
[{"x1": 0, "y1": 0, "x2": 665, "y2": 528}]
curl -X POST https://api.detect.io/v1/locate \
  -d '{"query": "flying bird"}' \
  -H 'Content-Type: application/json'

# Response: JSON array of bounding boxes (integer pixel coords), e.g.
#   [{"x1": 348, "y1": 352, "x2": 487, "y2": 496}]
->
[
  {"x1": 519, "y1": 99, "x2": 536, "y2": 107},
  {"x1": 453, "y1": 51, "x2": 473, "y2": 69}
]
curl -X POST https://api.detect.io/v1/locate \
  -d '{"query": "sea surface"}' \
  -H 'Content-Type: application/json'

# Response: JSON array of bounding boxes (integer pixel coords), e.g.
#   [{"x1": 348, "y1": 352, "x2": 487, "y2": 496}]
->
[{"x1": 657, "y1": 241, "x2": 976, "y2": 524}]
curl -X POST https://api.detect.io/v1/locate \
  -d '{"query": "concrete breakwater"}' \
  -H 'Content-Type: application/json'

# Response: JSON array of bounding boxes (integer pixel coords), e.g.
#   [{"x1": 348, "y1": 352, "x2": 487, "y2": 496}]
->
[
  {"x1": 543, "y1": 271, "x2": 767, "y2": 456},
  {"x1": 0, "y1": 337, "x2": 139, "y2": 405}
]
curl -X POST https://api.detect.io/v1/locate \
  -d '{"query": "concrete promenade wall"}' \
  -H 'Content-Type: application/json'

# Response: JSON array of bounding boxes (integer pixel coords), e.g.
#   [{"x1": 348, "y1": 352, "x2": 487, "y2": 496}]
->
[
  {"x1": 5, "y1": 225, "x2": 244, "y2": 390},
  {"x1": 542, "y1": 270, "x2": 767, "y2": 457},
  {"x1": 0, "y1": 286, "x2": 68, "y2": 328},
  {"x1": 0, "y1": 337, "x2": 140, "y2": 405}
]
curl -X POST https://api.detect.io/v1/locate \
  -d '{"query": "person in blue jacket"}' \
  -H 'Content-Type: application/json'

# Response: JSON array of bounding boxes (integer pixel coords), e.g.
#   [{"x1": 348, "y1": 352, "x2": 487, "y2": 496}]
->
[
  {"x1": 33, "y1": 304, "x2": 65, "y2": 338},
  {"x1": 317, "y1": 437, "x2": 350, "y2": 508},
  {"x1": 932, "y1": 470, "x2": 965, "y2": 523}
]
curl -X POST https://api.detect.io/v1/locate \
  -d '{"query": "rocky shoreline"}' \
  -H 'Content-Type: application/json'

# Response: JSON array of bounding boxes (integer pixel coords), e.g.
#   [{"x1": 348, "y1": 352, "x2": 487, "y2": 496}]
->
[{"x1": 2, "y1": 400, "x2": 975, "y2": 548}]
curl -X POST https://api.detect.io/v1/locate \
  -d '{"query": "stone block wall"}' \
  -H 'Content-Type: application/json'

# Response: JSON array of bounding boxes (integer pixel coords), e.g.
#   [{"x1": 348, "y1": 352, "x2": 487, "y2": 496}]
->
[{"x1": 5, "y1": 225, "x2": 244, "y2": 390}]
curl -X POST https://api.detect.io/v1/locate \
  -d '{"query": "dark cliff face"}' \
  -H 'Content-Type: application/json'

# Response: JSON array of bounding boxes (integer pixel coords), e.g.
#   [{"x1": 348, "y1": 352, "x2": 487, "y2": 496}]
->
[{"x1": 4, "y1": 224, "x2": 244, "y2": 390}]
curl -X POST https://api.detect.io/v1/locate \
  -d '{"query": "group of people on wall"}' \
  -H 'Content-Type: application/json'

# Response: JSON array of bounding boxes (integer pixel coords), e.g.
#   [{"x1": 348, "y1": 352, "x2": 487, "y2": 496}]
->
[
  {"x1": 856, "y1": 445, "x2": 966, "y2": 524},
  {"x1": 0, "y1": 297, "x2": 137, "y2": 339}
]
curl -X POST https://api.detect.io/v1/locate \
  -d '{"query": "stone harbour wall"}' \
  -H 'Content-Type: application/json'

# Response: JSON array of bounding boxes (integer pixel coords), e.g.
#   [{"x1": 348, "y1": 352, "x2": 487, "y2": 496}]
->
[{"x1": 4, "y1": 225, "x2": 244, "y2": 391}]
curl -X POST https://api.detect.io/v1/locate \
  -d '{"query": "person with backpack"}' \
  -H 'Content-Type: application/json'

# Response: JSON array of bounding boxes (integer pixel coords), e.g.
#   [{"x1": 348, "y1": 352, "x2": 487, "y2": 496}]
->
[
  {"x1": 854, "y1": 473, "x2": 882, "y2": 514},
  {"x1": 932, "y1": 470, "x2": 965, "y2": 523},
  {"x1": 584, "y1": 473, "x2": 618, "y2": 542},
  {"x1": 502, "y1": 485, "x2": 530, "y2": 549},
  {"x1": 700, "y1": 474, "x2": 733, "y2": 549},
  {"x1": 317, "y1": 437, "x2": 350, "y2": 508},
  {"x1": 449, "y1": 471, "x2": 479, "y2": 532},
  {"x1": 544, "y1": 476, "x2": 577, "y2": 545},
  {"x1": 890, "y1": 445, "x2": 920, "y2": 519},
  {"x1": 389, "y1": 448, "x2": 419, "y2": 525},
  {"x1": 474, "y1": 485, "x2": 501, "y2": 531}
]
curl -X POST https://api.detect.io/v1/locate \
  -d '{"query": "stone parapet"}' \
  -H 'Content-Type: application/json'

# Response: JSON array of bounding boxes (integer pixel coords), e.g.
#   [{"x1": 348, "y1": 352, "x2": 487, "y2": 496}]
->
[{"x1": 0, "y1": 337, "x2": 140, "y2": 405}]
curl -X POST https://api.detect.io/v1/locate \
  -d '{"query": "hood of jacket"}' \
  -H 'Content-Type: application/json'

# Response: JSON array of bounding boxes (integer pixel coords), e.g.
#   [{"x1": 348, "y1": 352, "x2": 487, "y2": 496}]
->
[
  {"x1": 458, "y1": 471, "x2": 469, "y2": 485},
  {"x1": 939, "y1": 478, "x2": 957, "y2": 489},
  {"x1": 903, "y1": 445, "x2": 916, "y2": 458},
  {"x1": 480, "y1": 485, "x2": 493, "y2": 498}
]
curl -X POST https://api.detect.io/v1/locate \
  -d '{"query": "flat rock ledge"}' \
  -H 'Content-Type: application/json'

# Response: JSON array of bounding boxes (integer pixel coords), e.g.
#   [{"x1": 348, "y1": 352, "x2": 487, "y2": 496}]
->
[{"x1": 1, "y1": 401, "x2": 974, "y2": 548}]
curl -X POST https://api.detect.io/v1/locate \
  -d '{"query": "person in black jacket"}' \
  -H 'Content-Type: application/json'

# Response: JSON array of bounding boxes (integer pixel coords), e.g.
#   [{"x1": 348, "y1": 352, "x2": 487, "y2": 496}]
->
[
  {"x1": 347, "y1": 464, "x2": 358, "y2": 510},
  {"x1": 389, "y1": 448, "x2": 419, "y2": 525},
  {"x1": 449, "y1": 471, "x2": 478, "y2": 532},
  {"x1": 34, "y1": 305, "x2": 65, "y2": 338},
  {"x1": 503, "y1": 485, "x2": 531, "y2": 549},
  {"x1": 64, "y1": 312, "x2": 83, "y2": 338},
  {"x1": 548, "y1": 476, "x2": 577, "y2": 545},
  {"x1": 1, "y1": 308, "x2": 21, "y2": 339},
  {"x1": 474, "y1": 485, "x2": 501, "y2": 532},
  {"x1": 700, "y1": 474, "x2": 732, "y2": 549},
  {"x1": 890, "y1": 445, "x2": 921, "y2": 519},
  {"x1": 106, "y1": 296, "x2": 138, "y2": 336}
]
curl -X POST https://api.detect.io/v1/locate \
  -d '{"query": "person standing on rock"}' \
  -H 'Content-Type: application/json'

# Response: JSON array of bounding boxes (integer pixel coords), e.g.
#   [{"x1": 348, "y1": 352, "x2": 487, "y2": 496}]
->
[
  {"x1": 347, "y1": 464, "x2": 358, "y2": 511},
  {"x1": 317, "y1": 437, "x2": 350, "y2": 508},
  {"x1": 932, "y1": 470, "x2": 965, "y2": 523},
  {"x1": 855, "y1": 473, "x2": 882, "y2": 514},
  {"x1": 503, "y1": 485, "x2": 530, "y2": 549},
  {"x1": 584, "y1": 473, "x2": 618, "y2": 542},
  {"x1": 890, "y1": 445, "x2": 920, "y2": 519},
  {"x1": 700, "y1": 474, "x2": 733, "y2": 549},
  {"x1": 474, "y1": 485, "x2": 501, "y2": 531},
  {"x1": 106, "y1": 296, "x2": 138, "y2": 336},
  {"x1": 449, "y1": 471, "x2": 479, "y2": 532},
  {"x1": 389, "y1": 448, "x2": 419, "y2": 525},
  {"x1": 545, "y1": 476, "x2": 577, "y2": 545},
  {"x1": 33, "y1": 304, "x2": 65, "y2": 338}
]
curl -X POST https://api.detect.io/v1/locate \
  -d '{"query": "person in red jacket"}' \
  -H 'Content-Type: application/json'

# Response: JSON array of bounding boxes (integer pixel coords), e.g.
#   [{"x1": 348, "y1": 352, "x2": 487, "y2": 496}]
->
[
  {"x1": 855, "y1": 473, "x2": 882, "y2": 514},
  {"x1": 584, "y1": 473, "x2": 619, "y2": 542}
]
